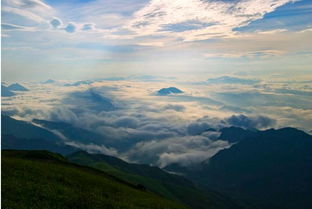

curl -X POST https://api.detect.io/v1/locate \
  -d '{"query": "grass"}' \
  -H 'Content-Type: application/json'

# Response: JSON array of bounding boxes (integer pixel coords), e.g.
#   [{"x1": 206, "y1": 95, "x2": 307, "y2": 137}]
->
[{"x1": 2, "y1": 150, "x2": 187, "y2": 209}]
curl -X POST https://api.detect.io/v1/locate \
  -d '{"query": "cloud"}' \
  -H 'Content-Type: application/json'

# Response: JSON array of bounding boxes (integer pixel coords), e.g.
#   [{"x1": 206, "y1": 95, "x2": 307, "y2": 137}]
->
[
  {"x1": 1, "y1": 23, "x2": 35, "y2": 31},
  {"x1": 226, "y1": 114, "x2": 276, "y2": 130},
  {"x1": 64, "y1": 23, "x2": 76, "y2": 33},
  {"x1": 204, "y1": 49, "x2": 286, "y2": 58},
  {"x1": 216, "y1": 90, "x2": 312, "y2": 110},
  {"x1": 2, "y1": 6, "x2": 46, "y2": 23},
  {"x1": 3, "y1": 79, "x2": 311, "y2": 167},
  {"x1": 82, "y1": 23, "x2": 95, "y2": 31},
  {"x1": 127, "y1": 135, "x2": 231, "y2": 167},
  {"x1": 114, "y1": 116, "x2": 139, "y2": 129},
  {"x1": 162, "y1": 104, "x2": 185, "y2": 112},
  {"x1": 126, "y1": 0, "x2": 294, "y2": 41},
  {"x1": 62, "y1": 89, "x2": 116, "y2": 112},
  {"x1": 65, "y1": 141, "x2": 118, "y2": 156},
  {"x1": 206, "y1": 76, "x2": 259, "y2": 85},
  {"x1": 187, "y1": 122, "x2": 212, "y2": 135},
  {"x1": 2, "y1": 0, "x2": 53, "y2": 24},
  {"x1": 8, "y1": 0, "x2": 52, "y2": 9},
  {"x1": 50, "y1": 17, "x2": 62, "y2": 28},
  {"x1": 198, "y1": 29, "x2": 312, "y2": 59}
]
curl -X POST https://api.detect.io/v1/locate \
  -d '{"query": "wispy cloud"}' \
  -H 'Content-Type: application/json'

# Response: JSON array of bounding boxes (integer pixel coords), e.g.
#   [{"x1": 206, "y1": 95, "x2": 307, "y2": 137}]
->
[
  {"x1": 2, "y1": 0, "x2": 53, "y2": 24},
  {"x1": 1, "y1": 23, "x2": 36, "y2": 31},
  {"x1": 125, "y1": 0, "x2": 295, "y2": 41}
]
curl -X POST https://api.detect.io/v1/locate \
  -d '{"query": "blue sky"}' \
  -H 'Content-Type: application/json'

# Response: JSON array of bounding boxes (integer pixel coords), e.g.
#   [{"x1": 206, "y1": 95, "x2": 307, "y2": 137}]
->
[{"x1": 2, "y1": 0, "x2": 312, "y2": 81}]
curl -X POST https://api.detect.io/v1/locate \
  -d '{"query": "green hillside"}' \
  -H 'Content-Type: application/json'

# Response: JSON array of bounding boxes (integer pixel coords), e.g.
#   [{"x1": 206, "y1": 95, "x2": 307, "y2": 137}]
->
[
  {"x1": 67, "y1": 151, "x2": 243, "y2": 209},
  {"x1": 2, "y1": 150, "x2": 186, "y2": 209}
]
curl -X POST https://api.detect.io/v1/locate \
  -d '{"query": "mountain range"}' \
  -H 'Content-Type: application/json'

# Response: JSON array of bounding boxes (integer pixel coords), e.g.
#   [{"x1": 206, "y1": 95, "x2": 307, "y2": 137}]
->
[
  {"x1": 182, "y1": 127, "x2": 312, "y2": 209},
  {"x1": 2, "y1": 114, "x2": 312, "y2": 209},
  {"x1": 1, "y1": 115, "x2": 243, "y2": 209}
]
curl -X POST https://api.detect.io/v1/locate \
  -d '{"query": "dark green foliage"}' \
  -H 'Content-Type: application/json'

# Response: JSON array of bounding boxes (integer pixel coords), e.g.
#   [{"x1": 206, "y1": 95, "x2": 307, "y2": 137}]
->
[{"x1": 2, "y1": 150, "x2": 186, "y2": 209}]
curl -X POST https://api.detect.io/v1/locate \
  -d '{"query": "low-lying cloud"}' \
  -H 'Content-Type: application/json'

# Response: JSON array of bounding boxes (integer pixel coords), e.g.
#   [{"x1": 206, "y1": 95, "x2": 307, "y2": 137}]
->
[
  {"x1": 3, "y1": 78, "x2": 311, "y2": 167},
  {"x1": 126, "y1": 135, "x2": 230, "y2": 168},
  {"x1": 226, "y1": 114, "x2": 276, "y2": 130}
]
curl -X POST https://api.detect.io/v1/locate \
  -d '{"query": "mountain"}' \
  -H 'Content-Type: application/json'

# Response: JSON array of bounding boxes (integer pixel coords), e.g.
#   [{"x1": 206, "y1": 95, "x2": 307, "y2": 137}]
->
[
  {"x1": 218, "y1": 126, "x2": 258, "y2": 143},
  {"x1": 64, "y1": 80, "x2": 93, "y2": 86},
  {"x1": 2, "y1": 134, "x2": 76, "y2": 155},
  {"x1": 1, "y1": 85, "x2": 15, "y2": 97},
  {"x1": 189, "y1": 127, "x2": 312, "y2": 209},
  {"x1": 64, "y1": 89, "x2": 116, "y2": 112},
  {"x1": 1, "y1": 115, "x2": 243, "y2": 209},
  {"x1": 2, "y1": 150, "x2": 186, "y2": 209},
  {"x1": 1, "y1": 115, "x2": 75, "y2": 155},
  {"x1": 67, "y1": 151, "x2": 243, "y2": 209},
  {"x1": 164, "y1": 127, "x2": 258, "y2": 174},
  {"x1": 7, "y1": 83, "x2": 29, "y2": 91},
  {"x1": 42, "y1": 79, "x2": 56, "y2": 84},
  {"x1": 2, "y1": 115, "x2": 62, "y2": 142},
  {"x1": 157, "y1": 87, "x2": 183, "y2": 95},
  {"x1": 68, "y1": 151, "x2": 193, "y2": 185},
  {"x1": 32, "y1": 119, "x2": 110, "y2": 145}
]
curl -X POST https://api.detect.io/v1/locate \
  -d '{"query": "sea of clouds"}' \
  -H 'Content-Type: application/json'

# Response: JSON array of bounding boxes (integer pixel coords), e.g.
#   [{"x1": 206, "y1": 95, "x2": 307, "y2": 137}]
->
[{"x1": 2, "y1": 75, "x2": 312, "y2": 167}]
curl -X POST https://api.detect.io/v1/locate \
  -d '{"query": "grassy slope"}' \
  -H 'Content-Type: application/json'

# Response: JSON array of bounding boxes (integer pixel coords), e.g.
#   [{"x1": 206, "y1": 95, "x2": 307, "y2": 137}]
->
[
  {"x1": 2, "y1": 150, "x2": 186, "y2": 209},
  {"x1": 67, "y1": 151, "x2": 243, "y2": 209}
]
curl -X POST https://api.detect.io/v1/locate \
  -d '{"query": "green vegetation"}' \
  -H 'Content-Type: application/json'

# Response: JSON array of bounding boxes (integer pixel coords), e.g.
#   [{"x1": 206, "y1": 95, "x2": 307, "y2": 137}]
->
[
  {"x1": 2, "y1": 150, "x2": 186, "y2": 209},
  {"x1": 67, "y1": 151, "x2": 243, "y2": 209}
]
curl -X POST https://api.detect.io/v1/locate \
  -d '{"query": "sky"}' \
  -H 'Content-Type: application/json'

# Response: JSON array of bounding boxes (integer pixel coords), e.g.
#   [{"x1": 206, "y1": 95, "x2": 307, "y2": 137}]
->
[
  {"x1": 2, "y1": 0, "x2": 312, "y2": 81},
  {"x1": 1, "y1": 0, "x2": 312, "y2": 166}
]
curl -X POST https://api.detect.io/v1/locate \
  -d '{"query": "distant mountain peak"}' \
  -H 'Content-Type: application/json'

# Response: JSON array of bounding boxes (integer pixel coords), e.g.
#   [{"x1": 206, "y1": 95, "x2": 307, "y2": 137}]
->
[
  {"x1": 1, "y1": 85, "x2": 15, "y2": 97},
  {"x1": 8, "y1": 83, "x2": 28, "y2": 91},
  {"x1": 157, "y1": 87, "x2": 183, "y2": 95},
  {"x1": 64, "y1": 80, "x2": 93, "y2": 86},
  {"x1": 42, "y1": 79, "x2": 56, "y2": 84}
]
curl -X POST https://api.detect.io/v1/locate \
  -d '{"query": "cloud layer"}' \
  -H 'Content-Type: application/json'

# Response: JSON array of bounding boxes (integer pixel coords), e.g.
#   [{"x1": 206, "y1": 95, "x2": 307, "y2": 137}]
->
[{"x1": 3, "y1": 76, "x2": 311, "y2": 167}]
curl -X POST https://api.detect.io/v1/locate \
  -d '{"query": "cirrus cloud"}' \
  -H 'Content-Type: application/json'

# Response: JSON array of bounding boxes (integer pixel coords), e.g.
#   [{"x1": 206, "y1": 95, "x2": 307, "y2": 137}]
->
[{"x1": 125, "y1": 0, "x2": 295, "y2": 41}]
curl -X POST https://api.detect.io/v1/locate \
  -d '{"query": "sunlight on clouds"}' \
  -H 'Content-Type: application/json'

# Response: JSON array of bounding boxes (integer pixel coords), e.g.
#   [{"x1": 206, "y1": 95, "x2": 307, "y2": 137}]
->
[
  {"x1": 126, "y1": 0, "x2": 295, "y2": 41},
  {"x1": 1, "y1": 0, "x2": 311, "y2": 88},
  {"x1": 2, "y1": 77, "x2": 312, "y2": 165},
  {"x1": 2, "y1": 0, "x2": 53, "y2": 24}
]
